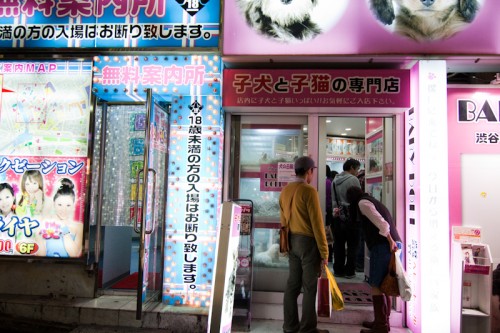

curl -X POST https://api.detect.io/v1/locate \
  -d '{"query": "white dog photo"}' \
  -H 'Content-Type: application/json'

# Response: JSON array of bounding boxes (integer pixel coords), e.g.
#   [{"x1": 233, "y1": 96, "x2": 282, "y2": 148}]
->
[
  {"x1": 235, "y1": 0, "x2": 348, "y2": 43},
  {"x1": 368, "y1": 0, "x2": 482, "y2": 41}
]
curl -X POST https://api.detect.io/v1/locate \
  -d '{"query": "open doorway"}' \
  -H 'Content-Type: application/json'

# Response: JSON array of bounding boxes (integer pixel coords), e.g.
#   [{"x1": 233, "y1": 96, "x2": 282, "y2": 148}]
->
[
  {"x1": 319, "y1": 116, "x2": 395, "y2": 294},
  {"x1": 88, "y1": 92, "x2": 169, "y2": 317},
  {"x1": 227, "y1": 114, "x2": 396, "y2": 303}
]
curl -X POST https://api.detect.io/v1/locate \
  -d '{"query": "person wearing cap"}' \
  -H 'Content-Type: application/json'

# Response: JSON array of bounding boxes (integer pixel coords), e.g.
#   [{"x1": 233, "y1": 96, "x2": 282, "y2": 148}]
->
[{"x1": 280, "y1": 156, "x2": 329, "y2": 333}]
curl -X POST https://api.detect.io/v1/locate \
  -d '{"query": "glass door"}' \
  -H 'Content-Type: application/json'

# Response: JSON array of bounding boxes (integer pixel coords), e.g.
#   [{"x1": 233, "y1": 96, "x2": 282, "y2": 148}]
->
[
  {"x1": 228, "y1": 115, "x2": 308, "y2": 293},
  {"x1": 89, "y1": 89, "x2": 169, "y2": 319},
  {"x1": 135, "y1": 89, "x2": 170, "y2": 319}
]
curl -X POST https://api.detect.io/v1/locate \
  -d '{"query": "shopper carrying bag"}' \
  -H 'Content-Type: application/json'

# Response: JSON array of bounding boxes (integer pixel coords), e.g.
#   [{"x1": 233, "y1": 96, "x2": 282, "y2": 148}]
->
[
  {"x1": 279, "y1": 157, "x2": 329, "y2": 333},
  {"x1": 346, "y1": 186, "x2": 401, "y2": 333}
]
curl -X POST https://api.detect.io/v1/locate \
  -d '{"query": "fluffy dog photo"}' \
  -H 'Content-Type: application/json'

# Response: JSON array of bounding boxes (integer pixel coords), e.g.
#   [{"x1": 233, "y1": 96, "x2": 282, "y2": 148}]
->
[
  {"x1": 235, "y1": 0, "x2": 348, "y2": 43},
  {"x1": 368, "y1": 0, "x2": 482, "y2": 42}
]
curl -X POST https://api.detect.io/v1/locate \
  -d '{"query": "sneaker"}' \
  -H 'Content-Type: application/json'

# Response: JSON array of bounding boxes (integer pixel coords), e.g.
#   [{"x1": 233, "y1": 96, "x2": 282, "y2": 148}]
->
[
  {"x1": 344, "y1": 273, "x2": 356, "y2": 279},
  {"x1": 334, "y1": 272, "x2": 344, "y2": 278}
]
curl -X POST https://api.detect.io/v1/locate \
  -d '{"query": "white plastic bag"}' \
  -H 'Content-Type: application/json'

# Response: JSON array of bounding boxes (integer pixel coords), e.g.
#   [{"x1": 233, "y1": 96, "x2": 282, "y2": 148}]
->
[{"x1": 395, "y1": 249, "x2": 412, "y2": 302}]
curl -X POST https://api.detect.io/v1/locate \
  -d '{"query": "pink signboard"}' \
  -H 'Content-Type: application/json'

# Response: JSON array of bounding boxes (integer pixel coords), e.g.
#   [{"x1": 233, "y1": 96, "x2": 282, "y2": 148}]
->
[
  {"x1": 223, "y1": 0, "x2": 497, "y2": 55},
  {"x1": 223, "y1": 69, "x2": 410, "y2": 108},
  {"x1": 447, "y1": 86, "x2": 500, "y2": 229}
]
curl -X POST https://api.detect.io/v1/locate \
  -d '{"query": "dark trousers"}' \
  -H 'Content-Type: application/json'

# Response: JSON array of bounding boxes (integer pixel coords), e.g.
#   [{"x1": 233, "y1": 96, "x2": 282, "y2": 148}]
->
[
  {"x1": 283, "y1": 234, "x2": 321, "y2": 333},
  {"x1": 332, "y1": 221, "x2": 360, "y2": 276}
]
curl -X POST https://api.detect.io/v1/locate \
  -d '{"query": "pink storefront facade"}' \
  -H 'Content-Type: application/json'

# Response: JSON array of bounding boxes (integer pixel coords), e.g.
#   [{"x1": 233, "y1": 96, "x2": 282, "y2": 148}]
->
[{"x1": 221, "y1": 1, "x2": 500, "y2": 332}]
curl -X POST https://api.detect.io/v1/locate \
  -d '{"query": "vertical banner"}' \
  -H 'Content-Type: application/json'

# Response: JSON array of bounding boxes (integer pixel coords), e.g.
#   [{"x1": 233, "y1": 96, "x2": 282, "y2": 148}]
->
[
  {"x1": 0, "y1": 61, "x2": 92, "y2": 258},
  {"x1": 208, "y1": 202, "x2": 241, "y2": 333},
  {"x1": 416, "y1": 61, "x2": 450, "y2": 333}
]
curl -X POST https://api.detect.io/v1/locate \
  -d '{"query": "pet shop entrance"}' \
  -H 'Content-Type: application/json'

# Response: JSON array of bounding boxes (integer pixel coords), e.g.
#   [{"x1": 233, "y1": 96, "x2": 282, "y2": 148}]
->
[
  {"x1": 226, "y1": 114, "x2": 397, "y2": 301},
  {"x1": 89, "y1": 90, "x2": 170, "y2": 319}
]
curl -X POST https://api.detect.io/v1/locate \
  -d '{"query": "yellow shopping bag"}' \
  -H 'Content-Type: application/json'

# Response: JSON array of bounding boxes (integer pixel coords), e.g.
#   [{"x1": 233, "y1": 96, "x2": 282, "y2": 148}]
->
[{"x1": 324, "y1": 264, "x2": 344, "y2": 311}]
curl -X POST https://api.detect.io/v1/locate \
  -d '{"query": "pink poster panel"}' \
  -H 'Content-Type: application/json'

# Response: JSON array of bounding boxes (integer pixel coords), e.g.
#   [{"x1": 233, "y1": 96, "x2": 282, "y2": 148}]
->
[
  {"x1": 447, "y1": 87, "x2": 500, "y2": 228},
  {"x1": 223, "y1": 0, "x2": 497, "y2": 55},
  {"x1": 0, "y1": 155, "x2": 86, "y2": 258}
]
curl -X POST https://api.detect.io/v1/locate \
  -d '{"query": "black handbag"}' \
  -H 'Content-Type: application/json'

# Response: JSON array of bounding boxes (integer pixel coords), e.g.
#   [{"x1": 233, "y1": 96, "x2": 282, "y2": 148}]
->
[{"x1": 332, "y1": 183, "x2": 350, "y2": 226}]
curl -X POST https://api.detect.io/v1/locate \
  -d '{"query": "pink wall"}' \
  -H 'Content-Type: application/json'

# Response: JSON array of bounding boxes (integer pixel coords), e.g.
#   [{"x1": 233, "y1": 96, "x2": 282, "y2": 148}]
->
[{"x1": 447, "y1": 86, "x2": 500, "y2": 228}]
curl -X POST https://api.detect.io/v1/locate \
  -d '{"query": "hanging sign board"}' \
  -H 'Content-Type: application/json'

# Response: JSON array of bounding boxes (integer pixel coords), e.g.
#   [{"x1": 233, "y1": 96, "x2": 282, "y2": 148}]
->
[{"x1": 223, "y1": 69, "x2": 410, "y2": 108}]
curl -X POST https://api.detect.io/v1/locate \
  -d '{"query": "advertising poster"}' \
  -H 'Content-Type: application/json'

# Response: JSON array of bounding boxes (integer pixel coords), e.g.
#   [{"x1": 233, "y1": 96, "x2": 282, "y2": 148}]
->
[
  {"x1": 223, "y1": 0, "x2": 496, "y2": 55},
  {"x1": 0, "y1": 61, "x2": 92, "y2": 258},
  {"x1": 0, "y1": 0, "x2": 220, "y2": 49}
]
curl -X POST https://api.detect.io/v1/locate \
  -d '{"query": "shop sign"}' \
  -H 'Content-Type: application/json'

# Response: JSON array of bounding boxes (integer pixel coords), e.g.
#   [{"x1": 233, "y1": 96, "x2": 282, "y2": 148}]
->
[
  {"x1": 0, "y1": 0, "x2": 220, "y2": 49},
  {"x1": 223, "y1": 69, "x2": 410, "y2": 108},
  {"x1": 456, "y1": 97, "x2": 500, "y2": 145},
  {"x1": 0, "y1": 60, "x2": 92, "y2": 258},
  {"x1": 92, "y1": 55, "x2": 221, "y2": 102},
  {"x1": 447, "y1": 86, "x2": 500, "y2": 229}
]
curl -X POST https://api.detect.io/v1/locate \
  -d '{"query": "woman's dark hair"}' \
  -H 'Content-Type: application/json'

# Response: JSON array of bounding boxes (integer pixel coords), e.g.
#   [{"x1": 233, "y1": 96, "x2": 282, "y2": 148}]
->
[
  {"x1": 326, "y1": 165, "x2": 331, "y2": 178},
  {"x1": 0, "y1": 183, "x2": 16, "y2": 213},
  {"x1": 346, "y1": 186, "x2": 364, "y2": 205},
  {"x1": 53, "y1": 178, "x2": 75, "y2": 202}
]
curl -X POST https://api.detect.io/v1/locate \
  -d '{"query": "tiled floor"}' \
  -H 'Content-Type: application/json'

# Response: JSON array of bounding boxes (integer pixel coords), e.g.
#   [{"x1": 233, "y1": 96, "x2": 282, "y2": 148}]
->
[
  {"x1": 0, "y1": 290, "x2": 412, "y2": 333},
  {"x1": 233, "y1": 319, "x2": 412, "y2": 333}
]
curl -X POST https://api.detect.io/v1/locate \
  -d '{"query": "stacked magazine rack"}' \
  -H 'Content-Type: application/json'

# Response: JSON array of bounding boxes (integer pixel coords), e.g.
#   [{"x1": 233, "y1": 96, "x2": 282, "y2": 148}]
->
[{"x1": 451, "y1": 240, "x2": 492, "y2": 333}]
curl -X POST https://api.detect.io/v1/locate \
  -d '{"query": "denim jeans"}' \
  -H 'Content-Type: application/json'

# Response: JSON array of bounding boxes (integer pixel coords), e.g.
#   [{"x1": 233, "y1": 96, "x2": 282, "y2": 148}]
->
[{"x1": 283, "y1": 233, "x2": 322, "y2": 333}]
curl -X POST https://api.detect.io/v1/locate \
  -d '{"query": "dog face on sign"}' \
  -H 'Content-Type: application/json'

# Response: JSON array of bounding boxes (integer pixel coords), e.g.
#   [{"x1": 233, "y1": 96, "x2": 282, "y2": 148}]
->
[
  {"x1": 395, "y1": 0, "x2": 463, "y2": 13},
  {"x1": 236, "y1": 0, "x2": 321, "y2": 43},
  {"x1": 368, "y1": 0, "x2": 481, "y2": 41}
]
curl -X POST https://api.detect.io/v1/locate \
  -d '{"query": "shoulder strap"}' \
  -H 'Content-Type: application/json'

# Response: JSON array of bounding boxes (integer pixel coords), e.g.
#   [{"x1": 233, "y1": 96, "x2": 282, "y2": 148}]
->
[
  {"x1": 284, "y1": 184, "x2": 300, "y2": 228},
  {"x1": 332, "y1": 182, "x2": 341, "y2": 207}
]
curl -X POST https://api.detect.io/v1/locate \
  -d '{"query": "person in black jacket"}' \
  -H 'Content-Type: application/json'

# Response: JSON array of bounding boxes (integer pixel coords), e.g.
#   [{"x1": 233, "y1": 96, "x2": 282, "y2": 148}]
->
[{"x1": 346, "y1": 186, "x2": 401, "y2": 333}]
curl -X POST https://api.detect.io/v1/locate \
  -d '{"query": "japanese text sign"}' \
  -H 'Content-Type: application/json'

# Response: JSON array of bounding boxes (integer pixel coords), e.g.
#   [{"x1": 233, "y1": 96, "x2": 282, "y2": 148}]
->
[
  {"x1": 0, "y1": 0, "x2": 220, "y2": 49},
  {"x1": 92, "y1": 55, "x2": 221, "y2": 102}
]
